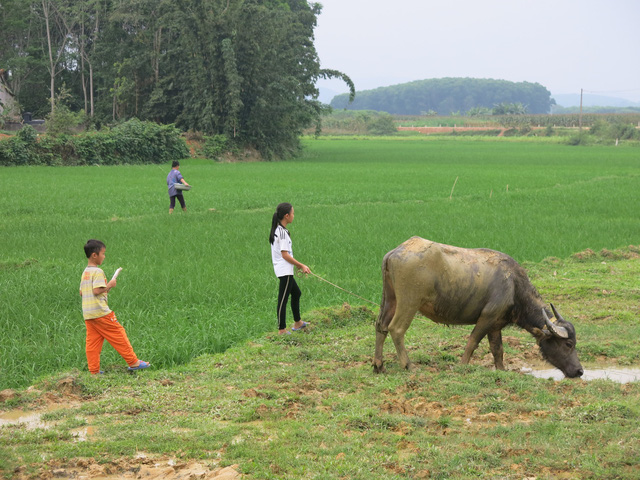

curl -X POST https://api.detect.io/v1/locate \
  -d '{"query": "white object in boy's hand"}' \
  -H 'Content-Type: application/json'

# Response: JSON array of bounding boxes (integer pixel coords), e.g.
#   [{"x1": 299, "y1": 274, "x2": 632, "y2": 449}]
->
[{"x1": 111, "y1": 267, "x2": 122, "y2": 282}]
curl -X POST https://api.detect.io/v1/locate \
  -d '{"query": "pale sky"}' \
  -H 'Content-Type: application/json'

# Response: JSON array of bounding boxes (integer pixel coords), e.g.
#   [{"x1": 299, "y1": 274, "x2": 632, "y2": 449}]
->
[{"x1": 314, "y1": 0, "x2": 640, "y2": 102}]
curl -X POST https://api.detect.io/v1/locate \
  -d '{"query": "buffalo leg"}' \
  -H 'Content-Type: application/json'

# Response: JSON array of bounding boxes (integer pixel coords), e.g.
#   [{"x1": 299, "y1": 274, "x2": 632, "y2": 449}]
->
[
  {"x1": 388, "y1": 304, "x2": 419, "y2": 370},
  {"x1": 373, "y1": 329, "x2": 388, "y2": 373},
  {"x1": 373, "y1": 283, "x2": 396, "y2": 373},
  {"x1": 461, "y1": 319, "x2": 494, "y2": 365},
  {"x1": 487, "y1": 330, "x2": 505, "y2": 370}
]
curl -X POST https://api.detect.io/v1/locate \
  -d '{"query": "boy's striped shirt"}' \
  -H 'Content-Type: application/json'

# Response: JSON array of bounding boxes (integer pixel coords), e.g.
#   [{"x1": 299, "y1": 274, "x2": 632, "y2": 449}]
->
[{"x1": 80, "y1": 266, "x2": 112, "y2": 319}]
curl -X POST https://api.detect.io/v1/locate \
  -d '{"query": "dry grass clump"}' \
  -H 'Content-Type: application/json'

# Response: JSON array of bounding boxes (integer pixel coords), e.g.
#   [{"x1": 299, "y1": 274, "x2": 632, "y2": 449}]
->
[{"x1": 572, "y1": 246, "x2": 640, "y2": 262}]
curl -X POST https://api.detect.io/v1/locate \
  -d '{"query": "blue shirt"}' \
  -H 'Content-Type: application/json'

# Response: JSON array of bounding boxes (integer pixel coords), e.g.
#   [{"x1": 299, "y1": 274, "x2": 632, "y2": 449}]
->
[{"x1": 167, "y1": 169, "x2": 183, "y2": 196}]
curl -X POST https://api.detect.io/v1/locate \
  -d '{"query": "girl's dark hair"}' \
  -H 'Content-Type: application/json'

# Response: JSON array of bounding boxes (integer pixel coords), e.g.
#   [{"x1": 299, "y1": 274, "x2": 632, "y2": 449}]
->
[
  {"x1": 84, "y1": 239, "x2": 106, "y2": 258},
  {"x1": 269, "y1": 202, "x2": 293, "y2": 244},
  {"x1": 172, "y1": 160, "x2": 180, "y2": 168}
]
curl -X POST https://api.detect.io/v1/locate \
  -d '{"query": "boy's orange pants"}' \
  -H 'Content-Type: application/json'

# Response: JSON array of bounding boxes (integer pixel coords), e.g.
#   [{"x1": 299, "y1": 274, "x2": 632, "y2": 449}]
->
[{"x1": 85, "y1": 311, "x2": 138, "y2": 374}]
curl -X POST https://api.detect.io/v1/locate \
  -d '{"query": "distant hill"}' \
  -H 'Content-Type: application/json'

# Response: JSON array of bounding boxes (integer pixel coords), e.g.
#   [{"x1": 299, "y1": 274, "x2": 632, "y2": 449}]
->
[
  {"x1": 330, "y1": 78, "x2": 554, "y2": 115},
  {"x1": 553, "y1": 93, "x2": 640, "y2": 108}
]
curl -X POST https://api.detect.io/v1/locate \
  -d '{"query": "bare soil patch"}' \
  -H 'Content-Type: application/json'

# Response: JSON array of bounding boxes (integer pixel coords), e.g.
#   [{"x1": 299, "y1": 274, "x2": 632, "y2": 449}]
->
[
  {"x1": 2, "y1": 377, "x2": 242, "y2": 479},
  {"x1": 13, "y1": 455, "x2": 240, "y2": 480}
]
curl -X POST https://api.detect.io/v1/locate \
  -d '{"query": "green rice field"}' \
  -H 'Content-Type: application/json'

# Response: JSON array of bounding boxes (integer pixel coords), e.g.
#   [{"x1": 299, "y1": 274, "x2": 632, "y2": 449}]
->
[{"x1": 1, "y1": 137, "x2": 639, "y2": 389}]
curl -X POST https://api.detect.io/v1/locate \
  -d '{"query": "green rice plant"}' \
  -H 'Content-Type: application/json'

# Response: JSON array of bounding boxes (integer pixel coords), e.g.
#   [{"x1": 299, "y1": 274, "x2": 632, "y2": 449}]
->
[{"x1": 1, "y1": 138, "x2": 639, "y2": 389}]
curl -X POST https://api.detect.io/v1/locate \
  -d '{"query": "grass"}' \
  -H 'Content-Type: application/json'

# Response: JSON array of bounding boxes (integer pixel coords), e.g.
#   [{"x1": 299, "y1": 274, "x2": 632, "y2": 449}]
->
[
  {"x1": 0, "y1": 137, "x2": 639, "y2": 391},
  {"x1": 1, "y1": 136, "x2": 639, "y2": 478},
  {"x1": 1, "y1": 245, "x2": 639, "y2": 478}
]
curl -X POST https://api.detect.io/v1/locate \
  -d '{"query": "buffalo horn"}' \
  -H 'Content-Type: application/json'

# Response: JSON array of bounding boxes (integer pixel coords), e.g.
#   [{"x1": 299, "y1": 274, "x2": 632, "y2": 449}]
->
[
  {"x1": 550, "y1": 303, "x2": 566, "y2": 323},
  {"x1": 542, "y1": 308, "x2": 569, "y2": 338}
]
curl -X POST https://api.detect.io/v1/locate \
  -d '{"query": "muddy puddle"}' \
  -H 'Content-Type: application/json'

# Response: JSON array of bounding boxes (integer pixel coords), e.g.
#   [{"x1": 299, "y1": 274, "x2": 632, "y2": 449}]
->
[
  {"x1": 1, "y1": 406, "x2": 241, "y2": 478},
  {"x1": 0, "y1": 401, "x2": 93, "y2": 442},
  {"x1": 0, "y1": 408, "x2": 52, "y2": 429},
  {"x1": 523, "y1": 367, "x2": 640, "y2": 383}
]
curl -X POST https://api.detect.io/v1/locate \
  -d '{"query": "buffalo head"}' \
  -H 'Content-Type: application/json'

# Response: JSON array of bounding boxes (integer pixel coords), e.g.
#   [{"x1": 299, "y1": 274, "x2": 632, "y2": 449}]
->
[{"x1": 535, "y1": 304, "x2": 583, "y2": 378}]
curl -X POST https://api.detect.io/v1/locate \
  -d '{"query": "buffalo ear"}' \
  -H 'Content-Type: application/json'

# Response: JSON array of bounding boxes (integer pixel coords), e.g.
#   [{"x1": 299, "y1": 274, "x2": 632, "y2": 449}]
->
[{"x1": 531, "y1": 327, "x2": 550, "y2": 341}]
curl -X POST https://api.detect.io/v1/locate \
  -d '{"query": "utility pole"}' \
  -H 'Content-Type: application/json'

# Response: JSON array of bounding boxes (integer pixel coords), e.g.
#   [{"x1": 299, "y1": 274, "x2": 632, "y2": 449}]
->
[{"x1": 579, "y1": 88, "x2": 583, "y2": 131}]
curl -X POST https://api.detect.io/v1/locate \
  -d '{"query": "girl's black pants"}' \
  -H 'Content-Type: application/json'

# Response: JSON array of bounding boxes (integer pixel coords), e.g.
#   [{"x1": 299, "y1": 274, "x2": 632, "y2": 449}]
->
[{"x1": 277, "y1": 275, "x2": 301, "y2": 330}]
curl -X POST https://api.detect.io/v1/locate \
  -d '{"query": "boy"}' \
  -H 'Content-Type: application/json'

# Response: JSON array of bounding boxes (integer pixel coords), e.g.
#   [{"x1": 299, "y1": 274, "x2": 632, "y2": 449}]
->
[
  {"x1": 167, "y1": 160, "x2": 190, "y2": 214},
  {"x1": 80, "y1": 239, "x2": 149, "y2": 374}
]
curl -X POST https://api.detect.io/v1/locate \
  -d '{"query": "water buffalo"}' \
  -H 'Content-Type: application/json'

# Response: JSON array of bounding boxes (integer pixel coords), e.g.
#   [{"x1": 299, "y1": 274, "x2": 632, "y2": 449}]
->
[{"x1": 373, "y1": 237, "x2": 583, "y2": 378}]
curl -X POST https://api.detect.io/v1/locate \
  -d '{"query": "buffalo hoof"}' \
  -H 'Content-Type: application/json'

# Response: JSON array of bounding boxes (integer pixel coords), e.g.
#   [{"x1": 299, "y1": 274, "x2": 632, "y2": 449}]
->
[{"x1": 373, "y1": 361, "x2": 385, "y2": 374}]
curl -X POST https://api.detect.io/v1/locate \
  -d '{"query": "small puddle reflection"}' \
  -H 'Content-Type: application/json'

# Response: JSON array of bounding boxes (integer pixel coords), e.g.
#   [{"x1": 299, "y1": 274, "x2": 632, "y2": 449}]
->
[
  {"x1": 70, "y1": 425, "x2": 95, "y2": 442},
  {"x1": 0, "y1": 402, "x2": 92, "y2": 442},
  {"x1": 0, "y1": 410, "x2": 49, "y2": 429},
  {"x1": 523, "y1": 367, "x2": 640, "y2": 383}
]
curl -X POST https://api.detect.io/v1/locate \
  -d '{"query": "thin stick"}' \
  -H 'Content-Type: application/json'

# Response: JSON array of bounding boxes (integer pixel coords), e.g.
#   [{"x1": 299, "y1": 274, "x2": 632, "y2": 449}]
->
[
  {"x1": 305, "y1": 272, "x2": 378, "y2": 306},
  {"x1": 449, "y1": 176, "x2": 459, "y2": 200}
]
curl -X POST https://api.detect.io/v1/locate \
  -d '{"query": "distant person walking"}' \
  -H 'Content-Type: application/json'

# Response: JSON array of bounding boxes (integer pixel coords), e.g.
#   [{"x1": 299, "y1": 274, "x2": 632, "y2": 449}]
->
[
  {"x1": 269, "y1": 203, "x2": 311, "y2": 335},
  {"x1": 167, "y1": 160, "x2": 189, "y2": 214},
  {"x1": 80, "y1": 239, "x2": 149, "y2": 374}
]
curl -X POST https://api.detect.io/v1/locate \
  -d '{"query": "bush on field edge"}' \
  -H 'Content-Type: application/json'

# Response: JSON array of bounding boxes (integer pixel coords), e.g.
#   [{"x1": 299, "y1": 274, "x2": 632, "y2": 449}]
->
[
  {"x1": 0, "y1": 119, "x2": 189, "y2": 166},
  {"x1": 203, "y1": 134, "x2": 229, "y2": 160}
]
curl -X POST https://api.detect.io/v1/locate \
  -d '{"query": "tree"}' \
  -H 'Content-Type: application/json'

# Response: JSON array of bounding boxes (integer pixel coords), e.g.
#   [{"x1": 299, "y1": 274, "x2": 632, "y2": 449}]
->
[
  {"x1": 0, "y1": 0, "x2": 50, "y2": 116},
  {"x1": 64, "y1": 0, "x2": 105, "y2": 117},
  {"x1": 39, "y1": 0, "x2": 72, "y2": 113},
  {"x1": 173, "y1": 0, "x2": 353, "y2": 157},
  {"x1": 0, "y1": 0, "x2": 354, "y2": 158},
  {"x1": 467, "y1": 106, "x2": 492, "y2": 116},
  {"x1": 492, "y1": 102, "x2": 527, "y2": 115}
]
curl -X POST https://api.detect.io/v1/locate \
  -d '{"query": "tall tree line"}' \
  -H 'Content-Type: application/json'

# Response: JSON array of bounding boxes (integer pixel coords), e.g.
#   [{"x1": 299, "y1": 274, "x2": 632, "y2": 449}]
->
[
  {"x1": 330, "y1": 78, "x2": 553, "y2": 115},
  {"x1": 0, "y1": 0, "x2": 353, "y2": 157}
]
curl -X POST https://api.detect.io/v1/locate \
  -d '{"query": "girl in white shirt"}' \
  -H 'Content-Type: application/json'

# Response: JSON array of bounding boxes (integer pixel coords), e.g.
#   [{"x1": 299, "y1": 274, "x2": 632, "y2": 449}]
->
[{"x1": 269, "y1": 203, "x2": 311, "y2": 334}]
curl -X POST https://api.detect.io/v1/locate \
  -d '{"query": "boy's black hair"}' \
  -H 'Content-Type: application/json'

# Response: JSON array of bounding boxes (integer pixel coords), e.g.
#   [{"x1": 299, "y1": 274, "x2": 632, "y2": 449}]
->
[
  {"x1": 84, "y1": 239, "x2": 106, "y2": 258},
  {"x1": 172, "y1": 160, "x2": 180, "y2": 168}
]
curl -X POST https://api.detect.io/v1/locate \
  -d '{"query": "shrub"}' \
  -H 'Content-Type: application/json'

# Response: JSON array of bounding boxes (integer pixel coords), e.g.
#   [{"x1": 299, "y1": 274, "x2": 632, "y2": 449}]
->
[
  {"x1": 0, "y1": 119, "x2": 188, "y2": 166},
  {"x1": 566, "y1": 133, "x2": 592, "y2": 146},
  {"x1": 0, "y1": 126, "x2": 41, "y2": 165},
  {"x1": 609, "y1": 122, "x2": 639, "y2": 141},
  {"x1": 203, "y1": 134, "x2": 229, "y2": 160},
  {"x1": 467, "y1": 107, "x2": 492, "y2": 116},
  {"x1": 35, "y1": 135, "x2": 72, "y2": 166},
  {"x1": 589, "y1": 120, "x2": 609, "y2": 136},
  {"x1": 450, "y1": 129, "x2": 502, "y2": 137},
  {"x1": 45, "y1": 105, "x2": 85, "y2": 137},
  {"x1": 315, "y1": 110, "x2": 399, "y2": 136},
  {"x1": 16, "y1": 124, "x2": 38, "y2": 144},
  {"x1": 44, "y1": 85, "x2": 86, "y2": 137},
  {"x1": 367, "y1": 113, "x2": 397, "y2": 136},
  {"x1": 0, "y1": 137, "x2": 30, "y2": 165},
  {"x1": 102, "y1": 119, "x2": 189, "y2": 164}
]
